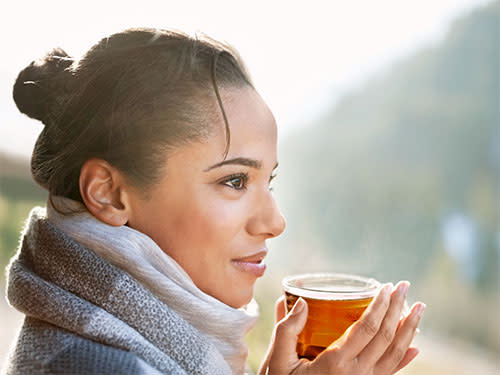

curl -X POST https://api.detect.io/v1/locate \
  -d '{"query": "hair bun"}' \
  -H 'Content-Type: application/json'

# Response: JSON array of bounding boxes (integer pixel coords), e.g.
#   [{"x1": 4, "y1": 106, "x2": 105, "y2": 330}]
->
[{"x1": 13, "y1": 48, "x2": 74, "y2": 125}]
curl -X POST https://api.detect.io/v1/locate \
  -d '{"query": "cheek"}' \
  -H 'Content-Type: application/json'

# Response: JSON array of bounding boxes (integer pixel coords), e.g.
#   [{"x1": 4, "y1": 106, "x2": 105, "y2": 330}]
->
[{"x1": 166, "y1": 197, "x2": 245, "y2": 254}]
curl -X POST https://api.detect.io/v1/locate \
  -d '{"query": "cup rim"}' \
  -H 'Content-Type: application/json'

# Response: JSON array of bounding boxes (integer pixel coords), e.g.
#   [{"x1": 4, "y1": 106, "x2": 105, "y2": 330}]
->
[{"x1": 282, "y1": 272, "x2": 381, "y2": 300}]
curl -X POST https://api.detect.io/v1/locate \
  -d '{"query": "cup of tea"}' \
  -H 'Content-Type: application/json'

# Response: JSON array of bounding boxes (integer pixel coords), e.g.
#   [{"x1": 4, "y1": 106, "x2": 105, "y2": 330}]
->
[{"x1": 282, "y1": 273, "x2": 381, "y2": 360}]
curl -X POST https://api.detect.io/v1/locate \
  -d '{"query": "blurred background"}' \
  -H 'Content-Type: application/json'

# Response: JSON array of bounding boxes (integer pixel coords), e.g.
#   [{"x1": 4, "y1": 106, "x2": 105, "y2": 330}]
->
[{"x1": 1, "y1": 1, "x2": 499, "y2": 374}]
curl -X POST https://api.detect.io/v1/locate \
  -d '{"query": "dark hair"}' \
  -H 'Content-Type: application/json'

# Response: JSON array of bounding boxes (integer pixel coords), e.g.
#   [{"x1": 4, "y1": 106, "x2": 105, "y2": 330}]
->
[{"x1": 13, "y1": 28, "x2": 254, "y2": 202}]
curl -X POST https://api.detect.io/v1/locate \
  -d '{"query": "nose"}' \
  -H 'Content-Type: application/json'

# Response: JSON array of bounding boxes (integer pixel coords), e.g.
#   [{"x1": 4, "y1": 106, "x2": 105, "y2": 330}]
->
[{"x1": 247, "y1": 190, "x2": 286, "y2": 239}]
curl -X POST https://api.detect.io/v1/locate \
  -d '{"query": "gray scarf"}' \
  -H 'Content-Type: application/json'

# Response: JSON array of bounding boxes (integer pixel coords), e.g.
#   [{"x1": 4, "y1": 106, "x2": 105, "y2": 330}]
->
[{"x1": 5, "y1": 201, "x2": 258, "y2": 374}]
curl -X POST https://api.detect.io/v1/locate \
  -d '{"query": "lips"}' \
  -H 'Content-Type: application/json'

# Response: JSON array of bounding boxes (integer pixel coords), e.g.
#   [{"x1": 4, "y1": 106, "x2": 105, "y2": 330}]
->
[
  {"x1": 231, "y1": 249, "x2": 268, "y2": 277},
  {"x1": 233, "y1": 250, "x2": 268, "y2": 263}
]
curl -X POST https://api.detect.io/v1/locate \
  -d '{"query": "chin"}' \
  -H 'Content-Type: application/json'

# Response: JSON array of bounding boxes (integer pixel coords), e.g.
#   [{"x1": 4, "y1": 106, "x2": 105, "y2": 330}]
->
[{"x1": 223, "y1": 289, "x2": 254, "y2": 309}]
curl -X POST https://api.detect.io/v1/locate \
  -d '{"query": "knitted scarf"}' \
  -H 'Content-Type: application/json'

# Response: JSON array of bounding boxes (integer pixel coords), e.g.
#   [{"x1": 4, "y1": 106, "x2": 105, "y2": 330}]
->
[{"x1": 6, "y1": 197, "x2": 259, "y2": 374}]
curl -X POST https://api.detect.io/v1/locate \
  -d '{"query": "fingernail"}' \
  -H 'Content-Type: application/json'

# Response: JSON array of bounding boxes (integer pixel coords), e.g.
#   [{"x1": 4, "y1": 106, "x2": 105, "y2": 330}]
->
[
  {"x1": 398, "y1": 281, "x2": 410, "y2": 296},
  {"x1": 416, "y1": 303, "x2": 426, "y2": 316},
  {"x1": 293, "y1": 297, "x2": 306, "y2": 314}
]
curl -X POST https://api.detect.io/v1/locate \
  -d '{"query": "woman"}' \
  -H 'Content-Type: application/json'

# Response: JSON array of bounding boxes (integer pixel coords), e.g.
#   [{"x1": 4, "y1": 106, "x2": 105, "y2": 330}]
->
[{"x1": 5, "y1": 28, "x2": 424, "y2": 374}]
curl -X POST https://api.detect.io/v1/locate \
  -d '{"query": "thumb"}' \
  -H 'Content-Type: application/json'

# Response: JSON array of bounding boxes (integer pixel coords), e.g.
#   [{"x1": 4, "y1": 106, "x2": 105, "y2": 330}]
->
[
  {"x1": 267, "y1": 297, "x2": 309, "y2": 373},
  {"x1": 280, "y1": 297, "x2": 308, "y2": 333}
]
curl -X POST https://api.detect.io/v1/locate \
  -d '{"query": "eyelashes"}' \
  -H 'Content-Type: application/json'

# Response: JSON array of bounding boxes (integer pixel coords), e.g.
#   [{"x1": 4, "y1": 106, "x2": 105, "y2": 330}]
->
[
  {"x1": 220, "y1": 172, "x2": 277, "y2": 191},
  {"x1": 221, "y1": 173, "x2": 248, "y2": 190}
]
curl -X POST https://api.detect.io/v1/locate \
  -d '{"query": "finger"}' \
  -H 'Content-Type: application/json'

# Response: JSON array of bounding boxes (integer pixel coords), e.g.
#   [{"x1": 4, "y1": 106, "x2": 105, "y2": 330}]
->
[
  {"x1": 258, "y1": 296, "x2": 288, "y2": 374},
  {"x1": 275, "y1": 295, "x2": 286, "y2": 323},
  {"x1": 267, "y1": 297, "x2": 309, "y2": 374},
  {"x1": 357, "y1": 281, "x2": 410, "y2": 370},
  {"x1": 392, "y1": 347, "x2": 419, "y2": 373},
  {"x1": 339, "y1": 283, "x2": 392, "y2": 359},
  {"x1": 379, "y1": 311, "x2": 420, "y2": 375},
  {"x1": 375, "y1": 302, "x2": 425, "y2": 374}
]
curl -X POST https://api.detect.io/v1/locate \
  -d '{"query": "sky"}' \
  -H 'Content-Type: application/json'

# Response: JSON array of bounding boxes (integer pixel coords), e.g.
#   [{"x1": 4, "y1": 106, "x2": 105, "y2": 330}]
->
[{"x1": 1, "y1": 0, "x2": 493, "y2": 159}]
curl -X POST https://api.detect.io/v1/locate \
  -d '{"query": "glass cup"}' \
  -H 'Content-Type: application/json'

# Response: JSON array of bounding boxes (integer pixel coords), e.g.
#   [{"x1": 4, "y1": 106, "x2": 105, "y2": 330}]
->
[{"x1": 282, "y1": 273, "x2": 381, "y2": 360}]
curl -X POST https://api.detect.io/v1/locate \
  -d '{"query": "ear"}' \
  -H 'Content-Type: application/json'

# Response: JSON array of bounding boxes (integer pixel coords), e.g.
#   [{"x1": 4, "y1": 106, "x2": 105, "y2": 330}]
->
[{"x1": 79, "y1": 159, "x2": 132, "y2": 226}]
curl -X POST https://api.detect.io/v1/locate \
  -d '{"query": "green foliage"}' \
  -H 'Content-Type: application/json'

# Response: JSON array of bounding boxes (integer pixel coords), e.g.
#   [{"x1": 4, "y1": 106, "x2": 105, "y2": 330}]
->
[
  {"x1": 0, "y1": 197, "x2": 46, "y2": 282},
  {"x1": 275, "y1": 0, "x2": 499, "y2": 354},
  {"x1": 0, "y1": 155, "x2": 47, "y2": 278}
]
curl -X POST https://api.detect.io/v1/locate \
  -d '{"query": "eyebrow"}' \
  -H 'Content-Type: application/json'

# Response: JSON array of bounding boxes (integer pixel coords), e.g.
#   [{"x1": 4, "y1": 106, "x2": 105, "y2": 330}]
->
[{"x1": 204, "y1": 157, "x2": 278, "y2": 172}]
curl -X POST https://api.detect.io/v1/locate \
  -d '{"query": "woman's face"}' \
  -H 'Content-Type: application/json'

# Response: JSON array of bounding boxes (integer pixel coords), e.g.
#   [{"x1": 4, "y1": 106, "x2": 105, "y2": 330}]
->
[{"x1": 127, "y1": 87, "x2": 286, "y2": 308}]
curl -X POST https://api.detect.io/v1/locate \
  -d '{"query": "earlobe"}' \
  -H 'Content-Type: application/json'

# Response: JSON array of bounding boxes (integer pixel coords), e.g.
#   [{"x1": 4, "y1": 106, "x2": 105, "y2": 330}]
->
[{"x1": 79, "y1": 159, "x2": 130, "y2": 226}]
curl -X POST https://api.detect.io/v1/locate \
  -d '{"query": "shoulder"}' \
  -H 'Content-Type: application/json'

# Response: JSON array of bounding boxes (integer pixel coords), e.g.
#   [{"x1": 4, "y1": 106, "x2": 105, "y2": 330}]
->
[{"x1": 4, "y1": 318, "x2": 163, "y2": 375}]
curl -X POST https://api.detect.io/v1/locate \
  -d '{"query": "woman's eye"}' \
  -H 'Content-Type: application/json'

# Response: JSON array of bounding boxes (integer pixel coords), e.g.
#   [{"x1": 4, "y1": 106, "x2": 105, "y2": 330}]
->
[{"x1": 222, "y1": 174, "x2": 248, "y2": 190}]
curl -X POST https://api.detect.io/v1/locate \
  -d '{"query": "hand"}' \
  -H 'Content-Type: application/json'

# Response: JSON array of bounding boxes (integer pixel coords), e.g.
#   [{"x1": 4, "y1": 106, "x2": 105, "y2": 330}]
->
[{"x1": 259, "y1": 282, "x2": 425, "y2": 375}]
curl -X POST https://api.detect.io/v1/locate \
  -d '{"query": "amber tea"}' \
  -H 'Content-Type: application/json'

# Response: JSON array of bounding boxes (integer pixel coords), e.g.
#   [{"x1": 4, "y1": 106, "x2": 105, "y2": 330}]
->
[{"x1": 283, "y1": 273, "x2": 380, "y2": 361}]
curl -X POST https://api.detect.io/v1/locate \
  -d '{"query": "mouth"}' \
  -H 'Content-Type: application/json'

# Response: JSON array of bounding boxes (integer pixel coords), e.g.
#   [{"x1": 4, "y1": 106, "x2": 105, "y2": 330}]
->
[{"x1": 231, "y1": 249, "x2": 268, "y2": 277}]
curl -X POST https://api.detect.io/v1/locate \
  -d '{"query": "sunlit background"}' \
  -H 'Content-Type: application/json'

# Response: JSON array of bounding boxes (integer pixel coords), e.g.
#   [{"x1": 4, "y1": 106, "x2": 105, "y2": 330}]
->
[{"x1": 1, "y1": 1, "x2": 499, "y2": 374}]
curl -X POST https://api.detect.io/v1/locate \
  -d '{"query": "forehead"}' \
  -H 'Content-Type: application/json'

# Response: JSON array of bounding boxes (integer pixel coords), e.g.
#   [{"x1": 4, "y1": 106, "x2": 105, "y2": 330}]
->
[
  {"x1": 217, "y1": 87, "x2": 278, "y2": 155},
  {"x1": 163, "y1": 86, "x2": 278, "y2": 171}
]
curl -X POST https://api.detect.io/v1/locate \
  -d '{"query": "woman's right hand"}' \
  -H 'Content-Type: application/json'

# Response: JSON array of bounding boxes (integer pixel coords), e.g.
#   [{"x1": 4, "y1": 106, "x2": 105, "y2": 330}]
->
[{"x1": 259, "y1": 282, "x2": 425, "y2": 375}]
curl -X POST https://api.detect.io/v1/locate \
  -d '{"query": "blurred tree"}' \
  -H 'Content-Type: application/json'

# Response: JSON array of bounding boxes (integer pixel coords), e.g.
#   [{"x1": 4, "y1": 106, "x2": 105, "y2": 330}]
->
[{"x1": 277, "y1": 0, "x2": 499, "y2": 352}]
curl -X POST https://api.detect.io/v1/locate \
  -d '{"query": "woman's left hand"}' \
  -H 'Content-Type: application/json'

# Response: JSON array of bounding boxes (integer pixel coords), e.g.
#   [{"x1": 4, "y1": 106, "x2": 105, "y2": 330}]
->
[{"x1": 258, "y1": 282, "x2": 423, "y2": 375}]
